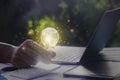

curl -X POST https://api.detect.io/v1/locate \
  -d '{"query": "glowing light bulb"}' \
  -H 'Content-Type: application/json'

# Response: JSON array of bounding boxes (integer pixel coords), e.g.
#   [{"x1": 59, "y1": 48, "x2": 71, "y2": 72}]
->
[{"x1": 41, "y1": 27, "x2": 59, "y2": 48}]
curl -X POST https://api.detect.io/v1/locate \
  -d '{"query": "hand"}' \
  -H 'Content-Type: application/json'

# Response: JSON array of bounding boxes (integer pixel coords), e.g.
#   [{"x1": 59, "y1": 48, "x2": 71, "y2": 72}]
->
[{"x1": 11, "y1": 39, "x2": 56, "y2": 68}]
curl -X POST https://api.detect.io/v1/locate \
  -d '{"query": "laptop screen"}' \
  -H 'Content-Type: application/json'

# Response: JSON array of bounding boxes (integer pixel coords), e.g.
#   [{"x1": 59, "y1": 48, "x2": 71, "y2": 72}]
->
[
  {"x1": 80, "y1": 8, "x2": 120, "y2": 64},
  {"x1": 106, "y1": 19, "x2": 120, "y2": 47}
]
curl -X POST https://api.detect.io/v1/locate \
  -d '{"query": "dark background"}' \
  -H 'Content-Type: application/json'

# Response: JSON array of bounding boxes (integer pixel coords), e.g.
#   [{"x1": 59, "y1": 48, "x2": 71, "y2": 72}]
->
[{"x1": 0, "y1": 0, "x2": 120, "y2": 47}]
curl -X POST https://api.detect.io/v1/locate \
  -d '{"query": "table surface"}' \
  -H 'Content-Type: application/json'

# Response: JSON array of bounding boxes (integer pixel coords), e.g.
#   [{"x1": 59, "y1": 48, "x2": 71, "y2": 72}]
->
[
  {"x1": 0, "y1": 63, "x2": 112, "y2": 80},
  {"x1": 1, "y1": 47, "x2": 120, "y2": 80}
]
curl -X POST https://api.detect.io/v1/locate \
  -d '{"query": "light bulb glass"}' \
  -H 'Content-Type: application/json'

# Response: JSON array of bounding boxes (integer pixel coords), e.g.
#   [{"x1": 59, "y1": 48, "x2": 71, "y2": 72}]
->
[{"x1": 41, "y1": 27, "x2": 59, "y2": 48}]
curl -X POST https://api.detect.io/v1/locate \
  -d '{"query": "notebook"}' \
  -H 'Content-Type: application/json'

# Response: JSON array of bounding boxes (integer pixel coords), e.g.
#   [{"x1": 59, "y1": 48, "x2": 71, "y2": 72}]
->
[{"x1": 1, "y1": 62, "x2": 60, "y2": 80}]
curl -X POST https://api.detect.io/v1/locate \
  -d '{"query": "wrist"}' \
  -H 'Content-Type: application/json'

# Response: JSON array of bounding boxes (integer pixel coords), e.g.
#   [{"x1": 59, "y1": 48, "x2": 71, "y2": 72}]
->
[
  {"x1": 4, "y1": 45, "x2": 17, "y2": 63},
  {"x1": 0, "y1": 42, "x2": 17, "y2": 63}
]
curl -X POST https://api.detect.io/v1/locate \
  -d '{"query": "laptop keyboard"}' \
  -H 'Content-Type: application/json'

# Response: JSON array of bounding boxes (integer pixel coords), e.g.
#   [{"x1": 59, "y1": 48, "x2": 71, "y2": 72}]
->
[
  {"x1": 100, "y1": 47, "x2": 120, "y2": 62},
  {"x1": 52, "y1": 46, "x2": 85, "y2": 64}
]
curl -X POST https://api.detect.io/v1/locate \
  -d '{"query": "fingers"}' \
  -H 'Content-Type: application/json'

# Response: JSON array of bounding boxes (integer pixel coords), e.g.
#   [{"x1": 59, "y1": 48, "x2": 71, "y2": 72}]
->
[
  {"x1": 11, "y1": 42, "x2": 37, "y2": 68},
  {"x1": 12, "y1": 56, "x2": 31, "y2": 68},
  {"x1": 47, "y1": 50, "x2": 56, "y2": 59},
  {"x1": 12, "y1": 51, "x2": 36, "y2": 68},
  {"x1": 22, "y1": 39, "x2": 54, "y2": 61}
]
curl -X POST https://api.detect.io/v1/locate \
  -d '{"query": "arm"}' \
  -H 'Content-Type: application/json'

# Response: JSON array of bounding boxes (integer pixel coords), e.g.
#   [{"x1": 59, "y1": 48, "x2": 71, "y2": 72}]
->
[{"x1": 0, "y1": 40, "x2": 56, "y2": 68}]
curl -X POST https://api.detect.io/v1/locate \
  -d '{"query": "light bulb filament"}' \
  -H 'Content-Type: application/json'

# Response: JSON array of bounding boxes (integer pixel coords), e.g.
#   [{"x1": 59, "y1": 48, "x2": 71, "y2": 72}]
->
[{"x1": 41, "y1": 27, "x2": 59, "y2": 48}]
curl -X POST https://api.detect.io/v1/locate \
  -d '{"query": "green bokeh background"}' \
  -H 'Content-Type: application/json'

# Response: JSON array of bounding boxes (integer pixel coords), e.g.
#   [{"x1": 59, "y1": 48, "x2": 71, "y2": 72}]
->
[{"x1": 0, "y1": 0, "x2": 120, "y2": 47}]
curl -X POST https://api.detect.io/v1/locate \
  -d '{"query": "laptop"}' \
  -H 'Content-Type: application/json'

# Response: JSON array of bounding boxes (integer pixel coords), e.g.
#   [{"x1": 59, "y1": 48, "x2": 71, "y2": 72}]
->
[
  {"x1": 55, "y1": 8, "x2": 120, "y2": 79},
  {"x1": 52, "y1": 8, "x2": 120, "y2": 65}
]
